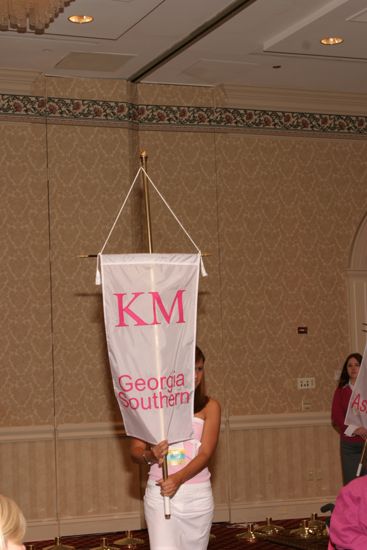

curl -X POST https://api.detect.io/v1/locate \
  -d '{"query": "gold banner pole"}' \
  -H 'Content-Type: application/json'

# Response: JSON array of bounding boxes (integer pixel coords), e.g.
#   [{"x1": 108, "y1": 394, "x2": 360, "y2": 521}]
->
[
  {"x1": 140, "y1": 150, "x2": 153, "y2": 253},
  {"x1": 140, "y1": 151, "x2": 170, "y2": 519}
]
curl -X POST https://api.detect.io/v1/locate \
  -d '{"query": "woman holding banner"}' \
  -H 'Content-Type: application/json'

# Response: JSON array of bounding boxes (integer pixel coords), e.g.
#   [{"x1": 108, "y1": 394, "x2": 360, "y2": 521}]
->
[
  {"x1": 331, "y1": 352, "x2": 367, "y2": 485},
  {"x1": 130, "y1": 346, "x2": 221, "y2": 550}
]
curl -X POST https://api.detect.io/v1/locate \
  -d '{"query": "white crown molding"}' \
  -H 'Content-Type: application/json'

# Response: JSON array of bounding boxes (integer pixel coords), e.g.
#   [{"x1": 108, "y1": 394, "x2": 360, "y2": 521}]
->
[
  {"x1": 56, "y1": 421, "x2": 125, "y2": 439},
  {"x1": 26, "y1": 512, "x2": 142, "y2": 541},
  {"x1": 25, "y1": 519, "x2": 59, "y2": 543},
  {"x1": 0, "y1": 71, "x2": 365, "y2": 118},
  {"x1": 230, "y1": 495, "x2": 336, "y2": 523},
  {"x1": 58, "y1": 512, "x2": 142, "y2": 536},
  {"x1": 0, "y1": 424, "x2": 54, "y2": 442},
  {"x1": 0, "y1": 413, "x2": 330, "y2": 443},
  {"x1": 229, "y1": 412, "x2": 330, "y2": 430},
  {"x1": 0, "y1": 68, "x2": 44, "y2": 95},
  {"x1": 217, "y1": 84, "x2": 367, "y2": 115},
  {"x1": 346, "y1": 269, "x2": 367, "y2": 277}
]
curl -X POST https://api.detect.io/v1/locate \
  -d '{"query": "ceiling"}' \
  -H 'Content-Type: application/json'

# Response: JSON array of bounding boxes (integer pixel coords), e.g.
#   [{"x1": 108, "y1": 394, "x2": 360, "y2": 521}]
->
[{"x1": 1, "y1": 0, "x2": 367, "y2": 94}]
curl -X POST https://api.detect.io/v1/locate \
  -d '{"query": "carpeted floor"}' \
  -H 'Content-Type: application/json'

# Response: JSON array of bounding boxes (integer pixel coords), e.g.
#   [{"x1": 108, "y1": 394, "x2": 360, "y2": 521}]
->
[{"x1": 26, "y1": 519, "x2": 330, "y2": 550}]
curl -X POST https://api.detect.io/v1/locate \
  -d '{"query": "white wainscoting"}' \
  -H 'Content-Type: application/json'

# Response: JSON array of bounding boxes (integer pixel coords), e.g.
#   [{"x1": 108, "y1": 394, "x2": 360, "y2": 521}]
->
[
  {"x1": 0, "y1": 412, "x2": 342, "y2": 540},
  {"x1": 0, "y1": 425, "x2": 57, "y2": 540},
  {"x1": 226, "y1": 413, "x2": 342, "y2": 523}
]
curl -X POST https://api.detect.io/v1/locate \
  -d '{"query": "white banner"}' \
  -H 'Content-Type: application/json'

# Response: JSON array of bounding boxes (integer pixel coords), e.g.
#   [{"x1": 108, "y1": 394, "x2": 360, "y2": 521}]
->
[
  {"x1": 100, "y1": 253, "x2": 200, "y2": 445},
  {"x1": 345, "y1": 341, "x2": 367, "y2": 430}
]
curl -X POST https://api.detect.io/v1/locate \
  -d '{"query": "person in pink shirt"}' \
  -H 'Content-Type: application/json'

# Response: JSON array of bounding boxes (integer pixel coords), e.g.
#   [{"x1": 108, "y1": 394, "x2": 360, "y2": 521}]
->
[
  {"x1": 331, "y1": 352, "x2": 367, "y2": 484},
  {"x1": 130, "y1": 346, "x2": 221, "y2": 550},
  {"x1": 328, "y1": 475, "x2": 367, "y2": 549}
]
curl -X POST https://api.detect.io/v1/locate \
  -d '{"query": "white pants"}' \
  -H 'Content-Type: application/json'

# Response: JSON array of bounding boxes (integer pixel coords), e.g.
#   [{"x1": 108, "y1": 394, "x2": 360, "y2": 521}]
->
[{"x1": 144, "y1": 480, "x2": 213, "y2": 550}]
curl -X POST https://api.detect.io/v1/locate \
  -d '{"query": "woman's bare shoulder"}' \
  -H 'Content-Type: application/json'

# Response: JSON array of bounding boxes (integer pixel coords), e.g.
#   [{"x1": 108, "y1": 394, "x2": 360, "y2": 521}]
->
[{"x1": 205, "y1": 397, "x2": 221, "y2": 416}]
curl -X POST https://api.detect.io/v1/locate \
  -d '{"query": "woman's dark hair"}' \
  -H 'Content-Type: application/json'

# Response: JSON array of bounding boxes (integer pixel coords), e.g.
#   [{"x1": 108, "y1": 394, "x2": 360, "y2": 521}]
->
[
  {"x1": 337, "y1": 352, "x2": 363, "y2": 388},
  {"x1": 194, "y1": 345, "x2": 209, "y2": 413}
]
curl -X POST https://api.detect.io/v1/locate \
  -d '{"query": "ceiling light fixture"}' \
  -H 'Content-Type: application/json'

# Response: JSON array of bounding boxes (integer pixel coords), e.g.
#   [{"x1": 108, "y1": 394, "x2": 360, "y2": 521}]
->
[
  {"x1": 0, "y1": 0, "x2": 74, "y2": 33},
  {"x1": 320, "y1": 36, "x2": 344, "y2": 45},
  {"x1": 68, "y1": 14, "x2": 93, "y2": 24}
]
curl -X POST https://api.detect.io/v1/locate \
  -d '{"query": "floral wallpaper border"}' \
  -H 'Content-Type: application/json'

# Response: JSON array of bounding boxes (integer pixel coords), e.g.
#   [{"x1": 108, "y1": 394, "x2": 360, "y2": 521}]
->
[{"x1": 1, "y1": 93, "x2": 367, "y2": 135}]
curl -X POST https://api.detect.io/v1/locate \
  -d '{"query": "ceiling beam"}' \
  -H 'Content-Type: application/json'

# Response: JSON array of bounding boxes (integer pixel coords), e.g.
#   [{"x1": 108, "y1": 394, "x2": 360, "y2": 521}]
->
[{"x1": 128, "y1": 0, "x2": 257, "y2": 83}]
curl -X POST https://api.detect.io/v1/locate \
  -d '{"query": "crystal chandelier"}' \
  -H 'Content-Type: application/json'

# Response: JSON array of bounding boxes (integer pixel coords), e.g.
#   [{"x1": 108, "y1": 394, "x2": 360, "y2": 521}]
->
[{"x1": 0, "y1": 0, "x2": 74, "y2": 33}]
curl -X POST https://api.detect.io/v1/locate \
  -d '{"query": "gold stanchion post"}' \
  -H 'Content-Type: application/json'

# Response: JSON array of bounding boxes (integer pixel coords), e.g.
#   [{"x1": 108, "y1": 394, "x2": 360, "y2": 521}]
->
[
  {"x1": 114, "y1": 531, "x2": 144, "y2": 548},
  {"x1": 43, "y1": 537, "x2": 75, "y2": 550},
  {"x1": 254, "y1": 517, "x2": 285, "y2": 537},
  {"x1": 91, "y1": 537, "x2": 120, "y2": 550},
  {"x1": 236, "y1": 523, "x2": 257, "y2": 543}
]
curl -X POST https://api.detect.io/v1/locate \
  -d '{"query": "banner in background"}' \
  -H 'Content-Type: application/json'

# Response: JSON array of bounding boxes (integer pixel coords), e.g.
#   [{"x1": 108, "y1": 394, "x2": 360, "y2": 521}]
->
[
  {"x1": 100, "y1": 253, "x2": 200, "y2": 445},
  {"x1": 345, "y1": 341, "x2": 367, "y2": 431}
]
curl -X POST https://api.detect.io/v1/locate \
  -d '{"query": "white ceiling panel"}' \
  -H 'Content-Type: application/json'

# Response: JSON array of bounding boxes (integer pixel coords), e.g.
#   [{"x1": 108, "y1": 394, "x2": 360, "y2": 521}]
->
[
  {"x1": 264, "y1": 0, "x2": 367, "y2": 60},
  {"x1": 44, "y1": 0, "x2": 165, "y2": 39}
]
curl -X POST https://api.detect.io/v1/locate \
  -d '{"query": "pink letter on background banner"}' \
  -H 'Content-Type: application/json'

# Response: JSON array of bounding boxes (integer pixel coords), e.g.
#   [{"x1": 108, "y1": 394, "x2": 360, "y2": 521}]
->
[{"x1": 100, "y1": 253, "x2": 201, "y2": 445}]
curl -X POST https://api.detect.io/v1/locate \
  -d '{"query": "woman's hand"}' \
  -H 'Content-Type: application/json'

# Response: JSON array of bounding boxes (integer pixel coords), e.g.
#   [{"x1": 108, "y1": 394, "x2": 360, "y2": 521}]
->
[
  {"x1": 157, "y1": 473, "x2": 183, "y2": 497},
  {"x1": 150, "y1": 440, "x2": 169, "y2": 465},
  {"x1": 354, "y1": 427, "x2": 367, "y2": 440}
]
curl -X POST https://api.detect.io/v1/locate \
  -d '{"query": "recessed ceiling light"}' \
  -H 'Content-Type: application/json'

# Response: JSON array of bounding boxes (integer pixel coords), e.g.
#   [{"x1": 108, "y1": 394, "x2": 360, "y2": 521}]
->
[
  {"x1": 68, "y1": 14, "x2": 94, "y2": 24},
  {"x1": 320, "y1": 36, "x2": 343, "y2": 45}
]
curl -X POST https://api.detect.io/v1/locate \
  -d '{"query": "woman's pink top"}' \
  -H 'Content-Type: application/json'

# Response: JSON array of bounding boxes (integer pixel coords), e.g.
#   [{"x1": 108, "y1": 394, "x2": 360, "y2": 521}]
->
[
  {"x1": 329, "y1": 476, "x2": 367, "y2": 549},
  {"x1": 148, "y1": 417, "x2": 210, "y2": 484}
]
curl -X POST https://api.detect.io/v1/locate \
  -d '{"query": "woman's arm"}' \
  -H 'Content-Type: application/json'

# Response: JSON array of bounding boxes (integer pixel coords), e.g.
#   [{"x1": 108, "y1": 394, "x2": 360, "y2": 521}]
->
[
  {"x1": 130, "y1": 437, "x2": 168, "y2": 466},
  {"x1": 158, "y1": 398, "x2": 221, "y2": 497},
  {"x1": 351, "y1": 426, "x2": 367, "y2": 439}
]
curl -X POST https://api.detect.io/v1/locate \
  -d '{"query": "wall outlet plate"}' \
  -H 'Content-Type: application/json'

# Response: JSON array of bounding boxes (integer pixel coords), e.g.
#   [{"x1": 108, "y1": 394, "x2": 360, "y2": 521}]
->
[{"x1": 297, "y1": 377, "x2": 315, "y2": 390}]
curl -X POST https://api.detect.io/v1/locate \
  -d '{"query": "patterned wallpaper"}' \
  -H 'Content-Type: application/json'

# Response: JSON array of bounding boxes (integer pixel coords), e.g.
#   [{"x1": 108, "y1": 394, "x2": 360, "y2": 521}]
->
[
  {"x1": 137, "y1": 130, "x2": 224, "y2": 407},
  {"x1": 47, "y1": 124, "x2": 137, "y2": 424},
  {"x1": 216, "y1": 135, "x2": 367, "y2": 415},
  {"x1": 0, "y1": 121, "x2": 54, "y2": 425},
  {"x1": 1, "y1": 76, "x2": 367, "y2": 426}
]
